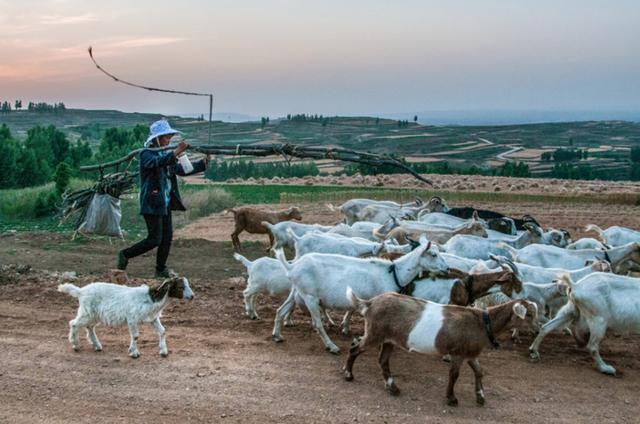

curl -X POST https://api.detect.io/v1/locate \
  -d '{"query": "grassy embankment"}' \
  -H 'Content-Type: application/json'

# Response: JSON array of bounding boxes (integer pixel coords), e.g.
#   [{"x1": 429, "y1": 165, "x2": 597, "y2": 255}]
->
[{"x1": 2, "y1": 182, "x2": 638, "y2": 236}]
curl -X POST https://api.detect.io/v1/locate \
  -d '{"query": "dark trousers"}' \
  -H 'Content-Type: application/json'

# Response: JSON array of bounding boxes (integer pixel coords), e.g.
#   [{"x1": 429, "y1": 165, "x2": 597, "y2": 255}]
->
[{"x1": 122, "y1": 213, "x2": 173, "y2": 272}]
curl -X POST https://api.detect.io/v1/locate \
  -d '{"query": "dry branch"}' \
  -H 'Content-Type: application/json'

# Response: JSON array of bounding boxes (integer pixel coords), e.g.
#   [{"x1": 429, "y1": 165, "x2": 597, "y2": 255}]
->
[{"x1": 80, "y1": 143, "x2": 433, "y2": 185}]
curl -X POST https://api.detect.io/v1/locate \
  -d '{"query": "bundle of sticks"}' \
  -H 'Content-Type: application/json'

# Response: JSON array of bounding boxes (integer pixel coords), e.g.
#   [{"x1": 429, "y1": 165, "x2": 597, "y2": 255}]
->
[
  {"x1": 79, "y1": 143, "x2": 433, "y2": 185},
  {"x1": 60, "y1": 171, "x2": 138, "y2": 228}
]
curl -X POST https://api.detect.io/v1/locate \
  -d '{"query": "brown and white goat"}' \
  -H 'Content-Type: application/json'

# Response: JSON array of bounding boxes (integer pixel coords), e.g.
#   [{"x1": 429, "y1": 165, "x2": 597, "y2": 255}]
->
[
  {"x1": 343, "y1": 290, "x2": 538, "y2": 406},
  {"x1": 225, "y1": 206, "x2": 302, "y2": 251}
]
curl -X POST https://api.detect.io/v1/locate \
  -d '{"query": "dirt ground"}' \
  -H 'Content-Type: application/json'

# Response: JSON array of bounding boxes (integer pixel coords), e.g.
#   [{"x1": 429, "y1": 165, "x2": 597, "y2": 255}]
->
[{"x1": 2, "y1": 200, "x2": 640, "y2": 423}]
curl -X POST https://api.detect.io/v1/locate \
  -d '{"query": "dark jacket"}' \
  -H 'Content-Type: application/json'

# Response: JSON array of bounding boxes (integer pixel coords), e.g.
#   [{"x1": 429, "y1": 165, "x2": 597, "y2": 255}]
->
[{"x1": 139, "y1": 149, "x2": 206, "y2": 216}]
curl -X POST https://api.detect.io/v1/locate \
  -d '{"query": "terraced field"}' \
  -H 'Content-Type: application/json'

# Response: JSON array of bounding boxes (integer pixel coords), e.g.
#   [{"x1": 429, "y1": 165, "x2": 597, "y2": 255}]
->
[{"x1": 2, "y1": 109, "x2": 639, "y2": 176}]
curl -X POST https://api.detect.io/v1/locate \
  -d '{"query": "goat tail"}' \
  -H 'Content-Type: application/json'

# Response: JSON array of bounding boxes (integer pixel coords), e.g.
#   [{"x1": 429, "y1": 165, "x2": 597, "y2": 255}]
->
[
  {"x1": 346, "y1": 287, "x2": 369, "y2": 316},
  {"x1": 233, "y1": 253, "x2": 253, "y2": 270},
  {"x1": 497, "y1": 242, "x2": 518, "y2": 260},
  {"x1": 57, "y1": 283, "x2": 81, "y2": 298},
  {"x1": 274, "y1": 249, "x2": 293, "y2": 272},
  {"x1": 585, "y1": 224, "x2": 607, "y2": 243}
]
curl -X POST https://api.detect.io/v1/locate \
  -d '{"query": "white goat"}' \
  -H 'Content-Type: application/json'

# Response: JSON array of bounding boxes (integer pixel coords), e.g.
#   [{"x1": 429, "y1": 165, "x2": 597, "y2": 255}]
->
[
  {"x1": 328, "y1": 198, "x2": 423, "y2": 225},
  {"x1": 234, "y1": 253, "x2": 335, "y2": 327},
  {"x1": 271, "y1": 236, "x2": 449, "y2": 353},
  {"x1": 566, "y1": 237, "x2": 609, "y2": 250},
  {"x1": 489, "y1": 255, "x2": 611, "y2": 285},
  {"x1": 328, "y1": 221, "x2": 382, "y2": 241},
  {"x1": 529, "y1": 273, "x2": 640, "y2": 375},
  {"x1": 502, "y1": 242, "x2": 640, "y2": 270},
  {"x1": 289, "y1": 229, "x2": 386, "y2": 259},
  {"x1": 263, "y1": 221, "x2": 333, "y2": 251},
  {"x1": 441, "y1": 225, "x2": 569, "y2": 260},
  {"x1": 586, "y1": 224, "x2": 640, "y2": 247},
  {"x1": 58, "y1": 277, "x2": 193, "y2": 358}
]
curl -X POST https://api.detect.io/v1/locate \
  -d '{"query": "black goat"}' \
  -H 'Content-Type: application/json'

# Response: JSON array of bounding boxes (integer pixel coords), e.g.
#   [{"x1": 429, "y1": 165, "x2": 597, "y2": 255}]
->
[{"x1": 446, "y1": 207, "x2": 540, "y2": 232}]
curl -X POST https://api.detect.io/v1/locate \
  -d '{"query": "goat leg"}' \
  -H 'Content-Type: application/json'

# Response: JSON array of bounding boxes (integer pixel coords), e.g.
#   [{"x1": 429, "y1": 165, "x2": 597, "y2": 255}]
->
[
  {"x1": 379, "y1": 343, "x2": 400, "y2": 395},
  {"x1": 446, "y1": 356, "x2": 463, "y2": 406}
]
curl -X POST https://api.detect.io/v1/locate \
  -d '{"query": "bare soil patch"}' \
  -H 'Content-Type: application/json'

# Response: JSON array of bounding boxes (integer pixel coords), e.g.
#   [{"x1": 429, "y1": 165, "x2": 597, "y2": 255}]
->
[{"x1": 1, "y1": 197, "x2": 640, "y2": 423}]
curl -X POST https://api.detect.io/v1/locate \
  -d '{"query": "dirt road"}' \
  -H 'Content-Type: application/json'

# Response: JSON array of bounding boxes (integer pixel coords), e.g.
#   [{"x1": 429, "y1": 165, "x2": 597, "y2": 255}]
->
[{"x1": 1, "y1": 200, "x2": 640, "y2": 423}]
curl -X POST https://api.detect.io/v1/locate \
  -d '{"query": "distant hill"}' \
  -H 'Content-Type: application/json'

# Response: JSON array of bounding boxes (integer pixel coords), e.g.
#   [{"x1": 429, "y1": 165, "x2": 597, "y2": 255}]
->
[{"x1": 1, "y1": 108, "x2": 639, "y2": 178}]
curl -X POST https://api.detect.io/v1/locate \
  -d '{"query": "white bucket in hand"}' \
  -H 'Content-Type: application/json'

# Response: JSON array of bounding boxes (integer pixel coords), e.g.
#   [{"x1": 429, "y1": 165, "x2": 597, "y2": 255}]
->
[{"x1": 178, "y1": 154, "x2": 194, "y2": 174}]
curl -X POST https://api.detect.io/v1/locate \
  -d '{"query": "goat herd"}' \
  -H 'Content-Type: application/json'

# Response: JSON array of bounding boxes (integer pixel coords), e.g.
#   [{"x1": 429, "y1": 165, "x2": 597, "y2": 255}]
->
[
  {"x1": 57, "y1": 195, "x2": 640, "y2": 408},
  {"x1": 228, "y1": 196, "x2": 640, "y2": 406}
]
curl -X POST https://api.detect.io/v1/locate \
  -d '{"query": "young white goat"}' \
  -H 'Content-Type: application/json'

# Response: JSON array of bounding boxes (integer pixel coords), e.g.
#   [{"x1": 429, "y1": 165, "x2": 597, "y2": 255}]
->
[
  {"x1": 271, "y1": 235, "x2": 449, "y2": 353},
  {"x1": 58, "y1": 277, "x2": 193, "y2": 358}
]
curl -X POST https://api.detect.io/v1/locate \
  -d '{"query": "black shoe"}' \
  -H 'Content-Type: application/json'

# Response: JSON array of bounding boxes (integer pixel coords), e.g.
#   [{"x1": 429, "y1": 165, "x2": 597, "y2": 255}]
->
[
  {"x1": 154, "y1": 268, "x2": 175, "y2": 279},
  {"x1": 117, "y1": 251, "x2": 129, "y2": 270}
]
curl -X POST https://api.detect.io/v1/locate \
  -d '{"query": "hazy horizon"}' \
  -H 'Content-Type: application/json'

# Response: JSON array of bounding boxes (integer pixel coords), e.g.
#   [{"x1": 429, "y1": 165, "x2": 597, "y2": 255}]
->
[{"x1": 2, "y1": 0, "x2": 639, "y2": 120}]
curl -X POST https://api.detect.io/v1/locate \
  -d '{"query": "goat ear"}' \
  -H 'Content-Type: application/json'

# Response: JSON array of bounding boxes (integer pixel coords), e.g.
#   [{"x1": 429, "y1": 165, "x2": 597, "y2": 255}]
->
[
  {"x1": 472, "y1": 210, "x2": 479, "y2": 220},
  {"x1": 513, "y1": 303, "x2": 527, "y2": 320}
]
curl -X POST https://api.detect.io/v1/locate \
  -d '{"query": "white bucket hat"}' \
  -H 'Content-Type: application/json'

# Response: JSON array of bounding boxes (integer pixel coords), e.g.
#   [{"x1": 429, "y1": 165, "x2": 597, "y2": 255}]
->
[{"x1": 145, "y1": 119, "x2": 182, "y2": 147}]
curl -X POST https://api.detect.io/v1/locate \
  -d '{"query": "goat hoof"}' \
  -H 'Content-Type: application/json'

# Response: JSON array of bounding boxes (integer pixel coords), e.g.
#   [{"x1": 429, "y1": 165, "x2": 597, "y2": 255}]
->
[
  {"x1": 528, "y1": 350, "x2": 540, "y2": 362},
  {"x1": 94, "y1": 346, "x2": 103, "y2": 352},
  {"x1": 129, "y1": 351, "x2": 140, "y2": 359},
  {"x1": 447, "y1": 398, "x2": 458, "y2": 407},
  {"x1": 284, "y1": 321, "x2": 296, "y2": 328},
  {"x1": 160, "y1": 351, "x2": 168, "y2": 357},
  {"x1": 326, "y1": 345, "x2": 341, "y2": 355},
  {"x1": 386, "y1": 384, "x2": 400, "y2": 396},
  {"x1": 476, "y1": 397, "x2": 485, "y2": 406},
  {"x1": 599, "y1": 365, "x2": 617, "y2": 376},
  {"x1": 272, "y1": 335, "x2": 284, "y2": 343},
  {"x1": 343, "y1": 371, "x2": 354, "y2": 381}
]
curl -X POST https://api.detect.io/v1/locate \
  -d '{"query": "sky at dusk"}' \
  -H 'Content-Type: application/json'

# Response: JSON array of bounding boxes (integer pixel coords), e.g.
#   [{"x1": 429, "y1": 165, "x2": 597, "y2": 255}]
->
[{"x1": 1, "y1": 0, "x2": 639, "y2": 119}]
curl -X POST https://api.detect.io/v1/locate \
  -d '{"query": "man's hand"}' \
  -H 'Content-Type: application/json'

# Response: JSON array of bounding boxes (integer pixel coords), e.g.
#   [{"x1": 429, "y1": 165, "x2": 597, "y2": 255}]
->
[{"x1": 174, "y1": 141, "x2": 189, "y2": 156}]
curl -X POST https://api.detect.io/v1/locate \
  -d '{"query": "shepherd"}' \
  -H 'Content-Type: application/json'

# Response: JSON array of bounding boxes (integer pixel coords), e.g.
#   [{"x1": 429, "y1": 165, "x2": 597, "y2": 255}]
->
[{"x1": 117, "y1": 119, "x2": 207, "y2": 277}]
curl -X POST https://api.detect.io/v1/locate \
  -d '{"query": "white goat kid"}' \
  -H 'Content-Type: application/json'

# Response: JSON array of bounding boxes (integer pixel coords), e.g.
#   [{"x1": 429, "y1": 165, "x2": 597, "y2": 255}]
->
[
  {"x1": 58, "y1": 277, "x2": 193, "y2": 358},
  {"x1": 272, "y1": 236, "x2": 449, "y2": 353},
  {"x1": 586, "y1": 224, "x2": 640, "y2": 247},
  {"x1": 529, "y1": 273, "x2": 640, "y2": 375}
]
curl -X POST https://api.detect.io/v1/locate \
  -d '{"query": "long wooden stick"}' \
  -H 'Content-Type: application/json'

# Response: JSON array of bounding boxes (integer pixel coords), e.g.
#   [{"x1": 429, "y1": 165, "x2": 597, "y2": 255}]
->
[{"x1": 80, "y1": 143, "x2": 432, "y2": 185}]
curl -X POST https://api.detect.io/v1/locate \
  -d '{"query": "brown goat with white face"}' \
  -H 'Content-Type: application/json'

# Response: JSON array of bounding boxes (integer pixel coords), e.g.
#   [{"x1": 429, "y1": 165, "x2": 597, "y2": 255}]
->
[
  {"x1": 344, "y1": 290, "x2": 538, "y2": 406},
  {"x1": 225, "y1": 206, "x2": 302, "y2": 251}
]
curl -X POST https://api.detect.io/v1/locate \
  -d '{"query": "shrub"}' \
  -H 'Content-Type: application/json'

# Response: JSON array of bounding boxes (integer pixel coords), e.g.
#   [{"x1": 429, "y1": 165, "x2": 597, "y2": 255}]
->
[{"x1": 184, "y1": 188, "x2": 235, "y2": 220}]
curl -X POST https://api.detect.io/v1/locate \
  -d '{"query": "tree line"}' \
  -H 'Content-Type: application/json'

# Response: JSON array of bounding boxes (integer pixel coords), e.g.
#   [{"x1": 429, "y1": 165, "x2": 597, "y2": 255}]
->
[
  {"x1": 0, "y1": 100, "x2": 66, "y2": 113},
  {"x1": 205, "y1": 159, "x2": 319, "y2": 181}
]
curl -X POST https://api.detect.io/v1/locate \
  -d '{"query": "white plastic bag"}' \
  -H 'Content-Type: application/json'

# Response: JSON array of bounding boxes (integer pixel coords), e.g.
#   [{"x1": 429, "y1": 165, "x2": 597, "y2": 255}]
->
[{"x1": 76, "y1": 193, "x2": 124, "y2": 238}]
